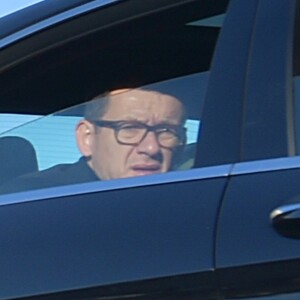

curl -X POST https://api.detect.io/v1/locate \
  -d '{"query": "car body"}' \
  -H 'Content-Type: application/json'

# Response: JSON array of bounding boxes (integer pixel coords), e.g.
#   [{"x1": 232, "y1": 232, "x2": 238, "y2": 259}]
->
[{"x1": 1, "y1": 0, "x2": 300, "y2": 299}]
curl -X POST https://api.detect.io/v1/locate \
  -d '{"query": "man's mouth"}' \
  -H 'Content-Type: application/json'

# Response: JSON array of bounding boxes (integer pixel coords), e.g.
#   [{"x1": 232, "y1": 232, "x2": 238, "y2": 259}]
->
[{"x1": 131, "y1": 164, "x2": 161, "y2": 176}]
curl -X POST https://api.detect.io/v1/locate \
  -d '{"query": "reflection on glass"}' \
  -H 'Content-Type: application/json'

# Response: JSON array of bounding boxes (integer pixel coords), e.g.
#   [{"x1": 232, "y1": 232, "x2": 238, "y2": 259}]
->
[{"x1": 0, "y1": 77, "x2": 202, "y2": 194}]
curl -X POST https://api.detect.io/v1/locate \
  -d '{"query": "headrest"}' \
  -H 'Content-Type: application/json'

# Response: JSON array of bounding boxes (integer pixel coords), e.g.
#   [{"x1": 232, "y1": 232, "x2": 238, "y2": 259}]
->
[{"x1": 0, "y1": 136, "x2": 38, "y2": 186}]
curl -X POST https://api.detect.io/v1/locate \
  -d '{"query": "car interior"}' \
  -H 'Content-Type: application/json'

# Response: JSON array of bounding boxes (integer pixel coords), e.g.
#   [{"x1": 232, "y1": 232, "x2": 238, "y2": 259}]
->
[{"x1": 0, "y1": 0, "x2": 229, "y2": 189}]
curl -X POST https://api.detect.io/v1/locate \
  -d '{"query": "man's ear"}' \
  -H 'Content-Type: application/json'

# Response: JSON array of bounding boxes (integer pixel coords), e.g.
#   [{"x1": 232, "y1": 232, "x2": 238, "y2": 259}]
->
[{"x1": 75, "y1": 120, "x2": 94, "y2": 157}]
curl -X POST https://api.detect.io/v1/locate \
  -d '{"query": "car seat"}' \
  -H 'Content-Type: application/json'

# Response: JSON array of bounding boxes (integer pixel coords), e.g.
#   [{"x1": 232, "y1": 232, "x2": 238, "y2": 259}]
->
[
  {"x1": 173, "y1": 143, "x2": 196, "y2": 170},
  {"x1": 0, "y1": 136, "x2": 38, "y2": 186}
]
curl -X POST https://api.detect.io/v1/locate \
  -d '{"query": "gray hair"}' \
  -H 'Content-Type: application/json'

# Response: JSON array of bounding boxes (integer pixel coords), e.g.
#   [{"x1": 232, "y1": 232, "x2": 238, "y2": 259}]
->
[
  {"x1": 84, "y1": 93, "x2": 110, "y2": 121},
  {"x1": 84, "y1": 88, "x2": 187, "y2": 124}
]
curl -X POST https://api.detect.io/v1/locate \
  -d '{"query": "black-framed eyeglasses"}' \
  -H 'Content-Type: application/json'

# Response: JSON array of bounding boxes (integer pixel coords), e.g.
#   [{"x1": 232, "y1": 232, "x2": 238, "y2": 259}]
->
[{"x1": 90, "y1": 120, "x2": 186, "y2": 148}]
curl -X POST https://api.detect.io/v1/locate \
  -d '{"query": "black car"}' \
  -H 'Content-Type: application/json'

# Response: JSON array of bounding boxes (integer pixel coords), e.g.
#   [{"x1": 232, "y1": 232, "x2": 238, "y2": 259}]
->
[{"x1": 1, "y1": 0, "x2": 300, "y2": 299}]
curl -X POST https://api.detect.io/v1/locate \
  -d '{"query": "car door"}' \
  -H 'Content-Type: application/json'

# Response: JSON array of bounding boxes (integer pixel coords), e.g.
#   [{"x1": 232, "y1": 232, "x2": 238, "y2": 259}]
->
[
  {"x1": 216, "y1": 0, "x2": 300, "y2": 298},
  {"x1": 0, "y1": 0, "x2": 249, "y2": 299}
]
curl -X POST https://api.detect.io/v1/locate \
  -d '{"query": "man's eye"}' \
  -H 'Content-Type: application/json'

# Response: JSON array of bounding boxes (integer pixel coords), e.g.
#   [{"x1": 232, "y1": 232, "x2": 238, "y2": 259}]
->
[
  {"x1": 121, "y1": 124, "x2": 143, "y2": 131},
  {"x1": 157, "y1": 127, "x2": 176, "y2": 134},
  {"x1": 119, "y1": 124, "x2": 144, "y2": 139},
  {"x1": 157, "y1": 128, "x2": 177, "y2": 138}
]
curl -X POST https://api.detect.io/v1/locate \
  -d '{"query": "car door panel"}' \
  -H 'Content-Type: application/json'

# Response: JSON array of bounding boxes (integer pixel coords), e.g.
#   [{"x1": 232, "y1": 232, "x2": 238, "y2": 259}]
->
[
  {"x1": 0, "y1": 169, "x2": 229, "y2": 299},
  {"x1": 0, "y1": 0, "x2": 265, "y2": 298},
  {"x1": 217, "y1": 159, "x2": 300, "y2": 297}
]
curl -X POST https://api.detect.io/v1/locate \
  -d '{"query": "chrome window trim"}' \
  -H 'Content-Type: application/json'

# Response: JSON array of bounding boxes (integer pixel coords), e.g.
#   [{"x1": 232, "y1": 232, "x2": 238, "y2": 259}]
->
[
  {"x1": 3, "y1": 156, "x2": 300, "y2": 206},
  {"x1": 231, "y1": 156, "x2": 300, "y2": 176},
  {"x1": 0, "y1": 164, "x2": 232, "y2": 206},
  {"x1": 0, "y1": 0, "x2": 120, "y2": 49}
]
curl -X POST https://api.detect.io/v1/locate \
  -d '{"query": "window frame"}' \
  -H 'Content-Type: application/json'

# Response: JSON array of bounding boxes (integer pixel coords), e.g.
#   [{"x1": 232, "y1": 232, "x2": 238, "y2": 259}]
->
[
  {"x1": 0, "y1": 0, "x2": 252, "y2": 197},
  {"x1": 240, "y1": 0, "x2": 297, "y2": 161}
]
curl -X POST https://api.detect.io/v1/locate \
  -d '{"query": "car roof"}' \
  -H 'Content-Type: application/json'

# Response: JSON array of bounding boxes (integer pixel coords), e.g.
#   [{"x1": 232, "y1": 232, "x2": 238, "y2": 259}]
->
[{"x1": 0, "y1": 0, "x2": 121, "y2": 48}]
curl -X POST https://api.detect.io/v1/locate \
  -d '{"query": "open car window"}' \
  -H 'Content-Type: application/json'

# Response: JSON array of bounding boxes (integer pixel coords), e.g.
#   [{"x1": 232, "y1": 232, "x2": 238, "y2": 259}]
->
[
  {"x1": 0, "y1": 74, "x2": 202, "y2": 170},
  {"x1": 0, "y1": 0, "x2": 229, "y2": 195}
]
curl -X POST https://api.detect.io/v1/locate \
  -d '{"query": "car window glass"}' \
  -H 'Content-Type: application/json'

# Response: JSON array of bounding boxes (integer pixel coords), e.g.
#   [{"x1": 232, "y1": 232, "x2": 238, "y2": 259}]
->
[
  {"x1": 0, "y1": 74, "x2": 203, "y2": 171},
  {"x1": 0, "y1": 0, "x2": 229, "y2": 195}
]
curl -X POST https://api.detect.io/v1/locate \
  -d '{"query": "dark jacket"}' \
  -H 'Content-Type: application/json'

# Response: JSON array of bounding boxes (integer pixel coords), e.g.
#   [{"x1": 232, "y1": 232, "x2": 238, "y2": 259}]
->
[{"x1": 0, "y1": 157, "x2": 99, "y2": 195}]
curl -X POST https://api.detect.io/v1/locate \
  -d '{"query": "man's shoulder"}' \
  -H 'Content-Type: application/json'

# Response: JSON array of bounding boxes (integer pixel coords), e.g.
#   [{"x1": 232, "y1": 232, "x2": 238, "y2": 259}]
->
[{"x1": 0, "y1": 157, "x2": 98, "y2": 195}]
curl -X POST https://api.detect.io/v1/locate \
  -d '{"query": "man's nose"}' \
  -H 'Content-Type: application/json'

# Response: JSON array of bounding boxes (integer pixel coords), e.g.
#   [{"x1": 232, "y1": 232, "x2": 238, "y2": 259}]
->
[{"x1": 136, "y1": 131, "x2": 160, "y2": 155}]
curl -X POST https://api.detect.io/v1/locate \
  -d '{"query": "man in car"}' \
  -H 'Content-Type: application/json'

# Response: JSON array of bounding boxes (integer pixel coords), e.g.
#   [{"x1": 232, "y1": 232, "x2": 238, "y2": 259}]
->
[{"x1": 0, "y1": 88, "x2": 186, "y2": 194}]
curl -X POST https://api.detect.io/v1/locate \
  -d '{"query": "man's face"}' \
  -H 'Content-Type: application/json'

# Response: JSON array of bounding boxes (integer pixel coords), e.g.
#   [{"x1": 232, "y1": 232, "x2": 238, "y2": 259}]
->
[{"x1": 78, "y1": 89, "x2": 185, "y2": 180}]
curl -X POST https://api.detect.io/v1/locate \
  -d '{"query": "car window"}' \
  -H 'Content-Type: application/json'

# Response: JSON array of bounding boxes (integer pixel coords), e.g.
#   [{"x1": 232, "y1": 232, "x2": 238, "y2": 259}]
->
[
  {"x1": 0, "y1": 74, "x2": 203, "y2": 171},
  {"x1": 0, "y1": 0, "x2": 230, "y2": 195}
]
